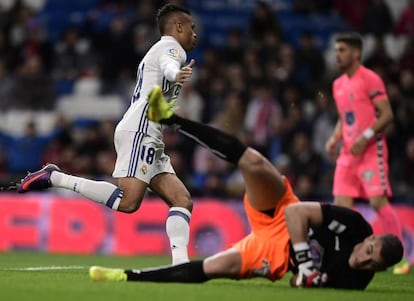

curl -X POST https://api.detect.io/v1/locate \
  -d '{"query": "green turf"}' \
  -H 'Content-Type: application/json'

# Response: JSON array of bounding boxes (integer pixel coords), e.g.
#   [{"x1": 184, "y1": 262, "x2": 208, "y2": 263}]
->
[{"x1": 0, "y1": 252, "x2": 412, "y2": 301}]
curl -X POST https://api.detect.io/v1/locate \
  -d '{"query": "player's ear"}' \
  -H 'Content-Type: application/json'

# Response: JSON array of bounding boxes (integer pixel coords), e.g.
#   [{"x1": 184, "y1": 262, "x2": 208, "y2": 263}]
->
[
  {"x1": 365, "y1": 234, "x2": 375, "y2": 242},
  {"x1": 176, "y1": 21, "x2": 183, "y2": 33}
]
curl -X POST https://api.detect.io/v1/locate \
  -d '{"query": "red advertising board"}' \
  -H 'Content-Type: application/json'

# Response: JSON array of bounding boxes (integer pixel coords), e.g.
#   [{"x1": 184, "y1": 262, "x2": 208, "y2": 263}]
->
[{"x1": 0, "y1": 194, "x2": 413, "y2": 264}]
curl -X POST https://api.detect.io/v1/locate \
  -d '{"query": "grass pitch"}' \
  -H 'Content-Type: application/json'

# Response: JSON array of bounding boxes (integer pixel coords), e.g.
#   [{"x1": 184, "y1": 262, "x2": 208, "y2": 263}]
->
[{"x1": 0, "y1": 252, "x2": 412, "y2": 301}]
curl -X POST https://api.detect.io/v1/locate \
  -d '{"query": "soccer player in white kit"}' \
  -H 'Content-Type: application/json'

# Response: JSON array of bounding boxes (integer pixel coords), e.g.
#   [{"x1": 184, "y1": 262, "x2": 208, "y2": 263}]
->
[{"x1": 17, "y1": 3, "x2": 197, "y2": 265}]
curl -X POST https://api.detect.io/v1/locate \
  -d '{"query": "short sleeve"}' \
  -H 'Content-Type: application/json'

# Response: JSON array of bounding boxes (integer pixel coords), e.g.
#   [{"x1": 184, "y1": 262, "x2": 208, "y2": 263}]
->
[{"x1": 364, "y1": 70, "x2": 387, "y2": 104}]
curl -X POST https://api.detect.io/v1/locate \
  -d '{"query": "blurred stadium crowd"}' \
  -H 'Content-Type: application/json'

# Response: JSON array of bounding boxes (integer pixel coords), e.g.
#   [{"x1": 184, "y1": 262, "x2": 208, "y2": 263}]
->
[{"x1": 0, "y1": 0, "x2": 414, "y2": 201}]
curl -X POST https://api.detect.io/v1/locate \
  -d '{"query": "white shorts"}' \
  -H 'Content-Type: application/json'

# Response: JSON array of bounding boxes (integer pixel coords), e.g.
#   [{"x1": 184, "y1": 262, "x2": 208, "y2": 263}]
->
[{"x1": 112, "y1": 130, "x2": 175, "y2": 183}]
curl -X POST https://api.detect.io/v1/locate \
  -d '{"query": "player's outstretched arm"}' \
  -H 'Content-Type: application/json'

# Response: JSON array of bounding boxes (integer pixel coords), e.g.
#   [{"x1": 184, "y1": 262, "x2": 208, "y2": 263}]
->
[
  {"x1": 285, "y1": 202, "x2": 326, "y2": 287},
  {"x1": 284, "y1": 202, "x2": 323, "y2": 244}
]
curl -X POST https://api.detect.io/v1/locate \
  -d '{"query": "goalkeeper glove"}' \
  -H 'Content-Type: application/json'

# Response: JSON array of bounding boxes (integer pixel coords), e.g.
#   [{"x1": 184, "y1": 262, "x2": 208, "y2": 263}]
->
[{"x1": 293, "y1": 242, "x2": 327, "y2": 287}]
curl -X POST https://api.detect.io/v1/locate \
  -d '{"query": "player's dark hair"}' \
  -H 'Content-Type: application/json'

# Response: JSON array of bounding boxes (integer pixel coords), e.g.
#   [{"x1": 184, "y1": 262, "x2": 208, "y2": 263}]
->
[
  {"x1": 156, "y1": 4, "x2": 191, "y2": 35},
  {"x1": 379, "y1": 234, "x2": 404, "y2": 269},
  {"x1": 335, "y1": 32, "x2": 363, "y2": 51}
]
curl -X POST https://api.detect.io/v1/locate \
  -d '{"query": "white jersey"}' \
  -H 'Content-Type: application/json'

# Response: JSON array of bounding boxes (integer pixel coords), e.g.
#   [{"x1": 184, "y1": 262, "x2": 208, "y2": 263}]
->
[{"x1": 116, "y1": 36, "x2": 187, "y2": 140}]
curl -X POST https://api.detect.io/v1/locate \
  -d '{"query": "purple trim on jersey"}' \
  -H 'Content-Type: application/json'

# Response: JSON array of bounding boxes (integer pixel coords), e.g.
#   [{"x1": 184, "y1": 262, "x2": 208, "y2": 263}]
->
[
  {"x1": 127, "y1": 102, "x2": 150, "y2": 176},
  {"x1": 127, "y1": 132, "x2": 143, "y2": 176},
  {"x1": 162, "y1": 77, "x2": 169, "y2": 93},
  {"x1": 131, "y1": 63, "x2": 145, "y2": 104},
  {"x1": 168, "y1": 210, "x2": 190, "y2": 223},
  {"x1": 369, "y1": 90, "x2": 384, "y2": 100},
  {"x1": 375, "y1": 135, "x2": 388, "y2": 194},
  {"x1": 106, "y1": 187, "x2": 123, "y2": 209}
]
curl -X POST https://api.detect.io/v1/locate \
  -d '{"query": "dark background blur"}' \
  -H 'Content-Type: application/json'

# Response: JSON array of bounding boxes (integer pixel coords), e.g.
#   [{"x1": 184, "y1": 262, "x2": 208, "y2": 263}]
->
[{"x1": 0, "y1": 0, "x2": 413, "y2": 203}]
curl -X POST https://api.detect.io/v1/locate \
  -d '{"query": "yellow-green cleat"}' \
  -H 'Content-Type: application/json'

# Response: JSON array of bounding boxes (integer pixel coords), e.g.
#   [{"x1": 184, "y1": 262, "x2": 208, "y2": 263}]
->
[
  {"x1": 392, "y1": 257, "x2": 410, "y2": 275},
  {"x1": 147, "y1": 85, "x2": 174, "y2": 122},
  {"x1": 89, "y1": 266, "x2": 127, "y2": 281}
]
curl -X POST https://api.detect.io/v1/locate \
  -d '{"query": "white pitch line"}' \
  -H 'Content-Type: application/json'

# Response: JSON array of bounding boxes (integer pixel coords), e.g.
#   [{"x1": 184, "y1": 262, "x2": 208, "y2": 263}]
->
[{"x1": 3, "y1": 266, "x2": 87, "y2": 271}]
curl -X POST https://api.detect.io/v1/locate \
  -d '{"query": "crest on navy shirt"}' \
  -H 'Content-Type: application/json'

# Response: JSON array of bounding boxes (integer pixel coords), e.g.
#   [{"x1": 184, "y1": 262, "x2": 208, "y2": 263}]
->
[{"x1": 345, "y1": 111, "x2": 355, "y2": 125}]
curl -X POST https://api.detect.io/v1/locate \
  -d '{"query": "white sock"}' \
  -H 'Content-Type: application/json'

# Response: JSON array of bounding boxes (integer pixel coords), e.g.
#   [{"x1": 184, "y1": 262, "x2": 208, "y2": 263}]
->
[
  {"x1": 166, "y1": 207, "x2": 191, "y2": 265},
  {"x1": 50, "y1": 171, "x2": 122, "y2": 210}
]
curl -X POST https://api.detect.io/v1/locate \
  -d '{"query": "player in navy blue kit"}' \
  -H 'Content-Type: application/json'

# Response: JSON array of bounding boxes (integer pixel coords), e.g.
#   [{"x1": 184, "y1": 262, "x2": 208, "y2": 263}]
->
[{"x1": 89, "y1": 87, "x2": 403, "y2": 290}]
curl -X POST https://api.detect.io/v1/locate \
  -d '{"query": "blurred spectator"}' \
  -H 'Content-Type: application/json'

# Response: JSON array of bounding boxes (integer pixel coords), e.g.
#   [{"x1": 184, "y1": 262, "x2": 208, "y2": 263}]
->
[
  {"x1": 248, "y1": 1, "x2": 282, "y2": 44},
  {"x1": 257, "y1": 30, "x2": 282, "y2": 64},
  {"x1": 293, "y1": 0, "x2": 333, "y2": 14},
  {"x1": 131, "y1": 0, "x2": 158, "y2": 29},
  {"x1": 192, "y1": 117, "x2": 232, "y2": 198},
  {"x1": 94, "y1": 149, "x2": 117, "y2": 183},
  {"x1": 400, "y1": 69, "x2": 414, "y2": 96},
  {"x1": 219, "y1": 91, "x2": 247, "y2": 136},
  {"x1": 283, "y1": 102, "x2": 313, "y2": 154},
  {"x1": 395, "y1": 0, "x2": 414, "y2": 37},
  {"x1": 52, "y1": 26, "x2": 95, "y2": 81},
  {"x1": 131, "y1": 24, "x2": 157, "y2": 63},
  {"x1": 11, "y1": 9, "x2": 53, "y2": 71},
  {"x1": 273, "y1": 153, "x2": 295, "y2": 184},
  {"x1": 289, "y1": 131, "x2": 323, "y2": 181},
  {"x1": 363, "y1": 0, "x2": 394, "y2": 36},
  {"x1": 7, "y1": 54, "x2": 56, "y2": 110},
  {"x1": 311, "y1": 89, "x2": 337, "y2": 162},
  {"x1": 294, "y1": 31, "x2": 326, "y2": 96},
  {"x1": 293, "y1": 0, "x2": 334, "y2": 14},
  {"x1": 293, "y1": 0, "x2": 315, "y2": 13},
  {"x1": 98, "y1": 0, "x2": 138, "y2": 7},
  {"x1": 397, "y1": 38, "x2": 414, "y2": 72},
  {"x1": 7, "y1": 4, "x2": 34, "y2": 47},
  {"x1": 244, "y1": 81, "x2": 281, "y2": 154},
  {"x1": 391, "y1": 137, "x2": 414, "y2": 199},
  {"x1": 192, "y1": 146, "x2": 229, "y2": 197},
  {"x1": 242, "y1": 48, "x2": 264, "y2": 84},
  {"x1": 94, "y1": 14, "x2": 135, "y2": 94},
  {"x1": 225, "y1": 63, "x2": 246, "y2": 93},
  {"x1": 222, "y1": 27, "x2": 245, "y2": 64},
  {"x1": 0, "y1": 0, "x2": 15, "y2": 13},
  {"x1": 76, "y1": 122, "x2": 113, "y2": 163},
  {"x1": 363, "y1": 36, "x2": 394, "y2": 70},
  {"x1": 334, "y1": 0, "x2": 370, "y2": 31},
  {"x1": 0, "y1": 59, "x2": 14, "y2": 110},
  {"x1": 0, "y1": 121, "x2": 62, "y2": 176},
  {"x1": 267, "y1": 112, "x2": 286, "y2": 164},
  {"x1": 176, "y1": 82, "x2": 204, "y2": 122},
  {"x1": 21, "y1": 0, "x2": 46, "y2": 12},
  {"x1": 278, "y1": 84, "x2": 302, "y2": 118},
  {"x1": 202, "y1": 77, "x2": 227, "y2": 123},
  {"x1": 295, "y1": 174, "x2": 318, "y2": 199},
  {"x1": 275, "y1": 44, "x2": 297, "y2": 88},
  {"x1": 0, "y1": 27, "x2": 13, "y2": 68}
]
